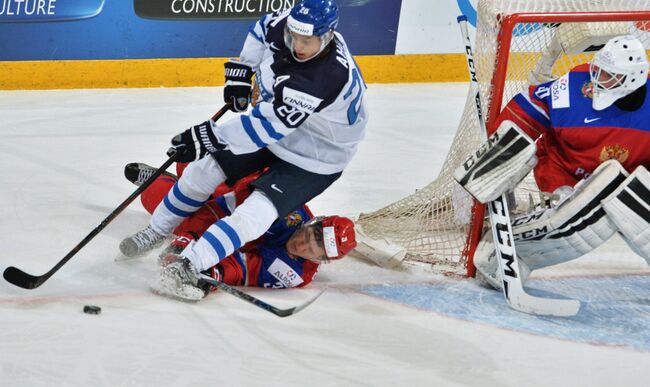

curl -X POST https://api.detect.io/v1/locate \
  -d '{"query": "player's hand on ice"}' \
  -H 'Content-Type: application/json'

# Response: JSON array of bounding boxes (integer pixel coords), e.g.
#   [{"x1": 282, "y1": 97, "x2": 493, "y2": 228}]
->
[
  {"x1": 167, "y1": 121, "x2": 223, "y2": 163},
  {"x1": 224, "y1": 60, "x2": 254, "y2": 112}
]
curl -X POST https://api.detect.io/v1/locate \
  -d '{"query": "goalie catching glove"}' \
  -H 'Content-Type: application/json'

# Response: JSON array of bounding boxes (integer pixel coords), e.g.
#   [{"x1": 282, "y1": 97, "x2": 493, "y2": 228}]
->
[
  {"x1": 454, "y1": 120, "x2": 538, "y2": 203},
  {"x1": 167, "y1": 120, "x2": 225, "y2": 163}
]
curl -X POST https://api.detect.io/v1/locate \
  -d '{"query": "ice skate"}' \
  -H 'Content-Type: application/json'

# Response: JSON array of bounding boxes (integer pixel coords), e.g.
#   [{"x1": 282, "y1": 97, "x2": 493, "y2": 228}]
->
[
  {"x1": 124, "y1": 162, "x2": 176, "y2": 187},
  {"x1": 150, "y1": 255, "x2": 208, "y2": 302},
  {"x1": 119, "y1": 225, "x2": 166, "y2": 258}
]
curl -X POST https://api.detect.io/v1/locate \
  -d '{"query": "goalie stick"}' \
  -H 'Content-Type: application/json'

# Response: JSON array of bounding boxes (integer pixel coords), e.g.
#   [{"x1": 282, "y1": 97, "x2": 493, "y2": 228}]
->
[
  {"x1": 457, "y1": 16, "x2": 580, "y2": 317},
  {"x1": 3, "y1": 104, "x2": 232, "y2": 290},
  {"x1": 199, "y1": 275, "x2": 326, "y2": 318}
]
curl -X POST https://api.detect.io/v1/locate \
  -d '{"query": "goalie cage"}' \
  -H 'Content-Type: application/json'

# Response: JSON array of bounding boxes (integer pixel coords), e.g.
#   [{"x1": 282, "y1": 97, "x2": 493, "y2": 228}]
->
[{"x1": 354, "y1": 0, "x2": 650, "y2": 276}]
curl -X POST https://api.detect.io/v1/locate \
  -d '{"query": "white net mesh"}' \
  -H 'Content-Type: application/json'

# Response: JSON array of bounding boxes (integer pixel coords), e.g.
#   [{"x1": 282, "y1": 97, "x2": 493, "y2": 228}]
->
[{"x1": 356, "y1": 0, "x2": 650, "y2": 275}]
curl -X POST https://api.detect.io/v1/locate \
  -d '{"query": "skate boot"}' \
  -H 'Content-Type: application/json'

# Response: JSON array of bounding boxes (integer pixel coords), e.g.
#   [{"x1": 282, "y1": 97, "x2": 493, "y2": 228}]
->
[
  {"x1": 151, "y1": 255, "x2": 210, "y2": 302},
  {"x1": 119, "y1": 225, "x2": 166, "y2": 258},
  {"x1": 124, "y1": 162, "x2": 176, "y2": 187}
]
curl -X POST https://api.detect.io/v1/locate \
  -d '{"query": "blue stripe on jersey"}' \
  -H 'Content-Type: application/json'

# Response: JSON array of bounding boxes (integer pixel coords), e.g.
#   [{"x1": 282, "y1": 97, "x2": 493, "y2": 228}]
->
[
  {"x1": 260, "y1": 15, "x2": 268, "y2": 37},
  {"x1": 513, "y1": 94, "x2": 551, "y2": 128},
  {"x1": 214, "y1": 196, "x2": 231, "y2": 216},
  {"x1": 172, "y1": 184, "x2": 204, "y2": 208},
  {"x1": 252, "y1": 105, "x2": 284, "y2": 140},
  {"x1": 248, "y1": 24, "x2": 264, "y2": 43},
  {"x1": 202, "y1": 231, "x2": 226, "y2": 259},
  {"x1": 241, "y1": 115, "x2": 268, "y2": 148},
  {"x1": 163, "y1": 196, "x2": 193, "y2": 218},
  {"x1": 216, "y1": 220, "x2": 242, "y2": 250},
  {"x1": 344, "y1": 68, "x2": 364, "y2": 125}
]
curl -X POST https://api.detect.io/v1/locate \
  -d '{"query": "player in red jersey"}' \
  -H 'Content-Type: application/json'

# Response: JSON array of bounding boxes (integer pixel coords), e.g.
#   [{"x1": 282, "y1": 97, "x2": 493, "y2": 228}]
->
[
  {"x1": 122, "y1": 162, "x2": 357, "y2": 301},
  {"x1": 454, "y1": 35, "x2": 650, "y2": 288}
]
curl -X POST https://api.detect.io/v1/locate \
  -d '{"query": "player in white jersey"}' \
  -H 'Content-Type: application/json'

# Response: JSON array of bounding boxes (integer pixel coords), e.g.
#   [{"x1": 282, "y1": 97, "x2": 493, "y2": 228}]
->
[{"x1": 119, "y1": 0, "x2": 368, "y2": 289}]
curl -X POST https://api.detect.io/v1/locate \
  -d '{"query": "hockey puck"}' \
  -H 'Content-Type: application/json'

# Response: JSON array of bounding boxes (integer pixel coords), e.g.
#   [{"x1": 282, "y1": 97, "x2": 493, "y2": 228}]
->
[{"x1": 83, "y1": 305, "x2": 101, "y2": 315}]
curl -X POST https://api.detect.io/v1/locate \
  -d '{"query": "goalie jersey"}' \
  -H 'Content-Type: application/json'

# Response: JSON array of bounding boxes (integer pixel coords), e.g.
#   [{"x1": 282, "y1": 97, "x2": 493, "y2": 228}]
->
[
  {"x1": 216, "y1": 206, "x2": 320, "y2": 289},
  {"x1": 496, "y1": 64, "x2": 650, "y2": 192},
  {"x1": 214, "y1": 9, "x2": 368, "y2": 175}
]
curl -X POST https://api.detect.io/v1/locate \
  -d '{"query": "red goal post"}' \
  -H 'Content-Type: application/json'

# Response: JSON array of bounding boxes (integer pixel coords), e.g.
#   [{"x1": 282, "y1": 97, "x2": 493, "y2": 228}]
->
[{"x1": 354, "y1": 2, "x2": 650, "y2": 277}]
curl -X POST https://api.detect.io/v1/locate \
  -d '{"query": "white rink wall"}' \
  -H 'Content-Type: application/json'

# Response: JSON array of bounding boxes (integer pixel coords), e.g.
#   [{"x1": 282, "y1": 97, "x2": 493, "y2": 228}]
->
[{"x1": 396, "y1": 0, "x2": 476, "y2": 54}]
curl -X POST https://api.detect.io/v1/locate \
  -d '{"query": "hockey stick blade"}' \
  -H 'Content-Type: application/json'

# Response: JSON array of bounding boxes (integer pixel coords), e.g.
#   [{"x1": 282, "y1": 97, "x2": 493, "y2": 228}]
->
[
  {"x1": 506, "y1": 283, "x2": 580, "y2": 317},
  {"x1": 3, "y1": 266, "x2": 46, "y2": 289},
  {"x1": 492, "y1": 196, "x2": 581, "y2": 317},
  {"x1": 491, "y1": 195, "x2": 581, "y2": 317},
  {"x1": 200, "y1": 275, "x2": 325, "y2": 318}
]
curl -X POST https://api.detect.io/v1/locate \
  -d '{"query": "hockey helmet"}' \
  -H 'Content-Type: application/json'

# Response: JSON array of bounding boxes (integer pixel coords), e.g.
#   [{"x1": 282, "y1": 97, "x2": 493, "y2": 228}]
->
[
  {"x1": 284, "y1": 0, "x2": 339, "y2": 62},
  {"x1": 589, "y1": 35, "x2": 649, "y2": 110},
  {"x1": 319, "y1": 215, "x2": 357, "y2": 260}
]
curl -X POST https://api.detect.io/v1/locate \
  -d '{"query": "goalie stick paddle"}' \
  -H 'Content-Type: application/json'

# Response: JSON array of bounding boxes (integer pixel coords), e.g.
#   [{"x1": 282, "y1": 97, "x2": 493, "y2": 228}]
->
[
  {"x1": 199, "y1": 275, "x2": 326, "y2": 318},
  {"x1": 457, "y1": 16, "x2": 580, "y2": 317},
  {"x1": 3, "y1": 104, "x2": 232, "y2": 290}
]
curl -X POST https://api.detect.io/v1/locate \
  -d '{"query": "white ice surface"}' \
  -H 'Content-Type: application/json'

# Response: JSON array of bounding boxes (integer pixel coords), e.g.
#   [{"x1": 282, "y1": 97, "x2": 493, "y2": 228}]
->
[{"x1": 1, "y1": 84, "x2": 649, "y2": 386}]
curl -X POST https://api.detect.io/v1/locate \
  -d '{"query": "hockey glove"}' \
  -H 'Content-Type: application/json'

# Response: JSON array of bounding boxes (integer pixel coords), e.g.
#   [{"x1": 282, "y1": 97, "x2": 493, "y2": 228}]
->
[
  {"x1": 224, "y1": 60, "x2": 254, "y2": 112},
  {"x1": 167, "y1": 120, "x2": 224, "y2": 163}
]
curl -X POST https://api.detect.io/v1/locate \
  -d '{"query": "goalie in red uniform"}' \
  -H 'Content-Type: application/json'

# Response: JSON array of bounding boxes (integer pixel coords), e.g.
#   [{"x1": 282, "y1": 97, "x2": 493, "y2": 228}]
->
[
  {"x1": 454, "y1": 35, "x2": 650, "y2": 289},
  {"x1": 123, "y1": 162, "x2": 357, "y2": 301}
]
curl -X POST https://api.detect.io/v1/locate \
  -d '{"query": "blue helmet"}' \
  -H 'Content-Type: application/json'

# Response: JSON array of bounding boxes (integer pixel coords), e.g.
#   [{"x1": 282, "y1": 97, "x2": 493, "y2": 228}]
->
[{"x1": 287, "y1": 0, "x2": 339, "y2": 37}]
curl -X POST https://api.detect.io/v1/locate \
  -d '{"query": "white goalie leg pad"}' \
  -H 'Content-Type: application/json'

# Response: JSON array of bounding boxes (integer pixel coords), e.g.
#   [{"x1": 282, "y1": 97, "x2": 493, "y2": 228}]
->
[
  {"x1": 453, "y1": 120, "x2": 537, "y2": 204},
  {"x1": 513, "y1": 160, "x2": 628, "y2": 271},
  {"x1": 602, "y1": 165, "x2": 650, "y2": 264}
]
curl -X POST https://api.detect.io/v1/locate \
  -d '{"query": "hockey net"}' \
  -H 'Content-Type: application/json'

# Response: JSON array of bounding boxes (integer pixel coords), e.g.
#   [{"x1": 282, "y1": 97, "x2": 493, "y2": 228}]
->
[{"x1": 354, "y1": 0, "x2": 650, "y2": 276}]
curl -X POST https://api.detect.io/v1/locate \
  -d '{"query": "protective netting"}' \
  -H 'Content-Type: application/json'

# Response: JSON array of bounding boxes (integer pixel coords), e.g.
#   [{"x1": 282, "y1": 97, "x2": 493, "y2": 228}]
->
[{"x1": 356, "y1": 0, "x2": 650, "y2": 275}]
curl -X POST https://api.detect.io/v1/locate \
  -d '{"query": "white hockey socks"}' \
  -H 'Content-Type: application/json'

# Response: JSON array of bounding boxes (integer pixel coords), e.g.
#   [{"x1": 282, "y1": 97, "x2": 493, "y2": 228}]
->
[
  {"x1": 602, "y1": 165, "x2": 650, "y2": 264},
  {"x1": 454, "y1": 120, "x2": 537, "y2": 204},
  {"x1": 151, "y1": 157, "x2": 227, "y2": 235},
  {"x1": 182, "y1": 190, "x2": 279, "y2": 271}
]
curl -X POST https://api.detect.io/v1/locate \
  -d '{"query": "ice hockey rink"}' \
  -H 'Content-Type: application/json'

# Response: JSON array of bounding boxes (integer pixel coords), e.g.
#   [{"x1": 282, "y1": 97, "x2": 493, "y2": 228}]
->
[{"x1": 1, "y1": 83, "x2": 649, "y2": 386}]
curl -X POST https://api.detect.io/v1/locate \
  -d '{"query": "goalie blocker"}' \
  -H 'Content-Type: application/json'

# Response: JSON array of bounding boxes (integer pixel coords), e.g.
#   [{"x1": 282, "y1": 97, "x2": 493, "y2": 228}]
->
[{"x1": 453, "y1": 120, "x2": 537, "y2": 204}]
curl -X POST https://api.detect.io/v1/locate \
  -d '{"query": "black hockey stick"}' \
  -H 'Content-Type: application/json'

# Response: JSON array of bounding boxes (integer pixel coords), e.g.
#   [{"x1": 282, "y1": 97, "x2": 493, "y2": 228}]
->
[
  {"x1": 3, "y1": 104, "x2": 231, "y2": 290},
  {"x1": 200, "y1": 275, "x2": 326, "y2": 318},
  {"x1": 457, "y1": 16, "x2": 580, "y2": 316}
]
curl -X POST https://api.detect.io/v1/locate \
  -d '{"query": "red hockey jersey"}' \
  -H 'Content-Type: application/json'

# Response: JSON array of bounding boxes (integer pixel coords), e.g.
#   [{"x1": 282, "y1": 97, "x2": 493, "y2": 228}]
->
[{"x1": 495, "y1": 64, "x2": 650, "y2": 192}]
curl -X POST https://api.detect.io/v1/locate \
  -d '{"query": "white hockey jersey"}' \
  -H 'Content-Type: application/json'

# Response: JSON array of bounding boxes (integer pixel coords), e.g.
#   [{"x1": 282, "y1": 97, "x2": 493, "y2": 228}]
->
[{"x1": 213, "y1": 9, "x2": 368, "y2": 175}]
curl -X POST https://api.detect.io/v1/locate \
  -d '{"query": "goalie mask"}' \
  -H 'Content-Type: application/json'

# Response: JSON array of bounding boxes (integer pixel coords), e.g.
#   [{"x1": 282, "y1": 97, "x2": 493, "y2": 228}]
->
[
  {"x1": 284, "y1": 0, "x2": 339, "y2": 62},
  {"x1": 589, "y1": 35, "x2": 649, "y2": 111}
]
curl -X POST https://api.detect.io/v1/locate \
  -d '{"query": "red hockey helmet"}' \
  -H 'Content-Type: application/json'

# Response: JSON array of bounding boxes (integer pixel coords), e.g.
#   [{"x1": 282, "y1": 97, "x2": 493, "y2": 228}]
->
[{"x1": 320, "y1": 216, "x2": 357, "y2": 260}]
